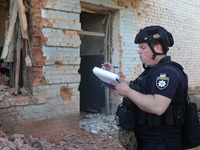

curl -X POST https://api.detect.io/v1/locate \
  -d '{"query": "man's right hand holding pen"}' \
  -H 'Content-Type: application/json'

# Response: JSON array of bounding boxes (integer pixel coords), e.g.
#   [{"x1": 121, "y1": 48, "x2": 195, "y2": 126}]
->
[
  {"x1": 101, "y1": 62, "x2": 130, "y2": 86},
  {"x1": 101, "y1": 62, "x2": 116, "y2": 73}
]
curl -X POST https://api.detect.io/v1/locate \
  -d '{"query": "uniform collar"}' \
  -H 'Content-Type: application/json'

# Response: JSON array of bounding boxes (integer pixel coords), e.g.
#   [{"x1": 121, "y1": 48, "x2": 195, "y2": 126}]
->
[
  {"x1": 143, "y1": 56, "x2": 171, "y2": 71},
  {"x1": 157, "y1": 56, "x2": 171, "y2": 64}
]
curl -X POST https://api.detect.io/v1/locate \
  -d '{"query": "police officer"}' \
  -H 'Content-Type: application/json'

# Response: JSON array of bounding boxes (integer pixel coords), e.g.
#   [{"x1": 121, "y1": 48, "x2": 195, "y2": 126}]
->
[{"x1": 102, "y1": 25, "x2": 188, "y2": 150}]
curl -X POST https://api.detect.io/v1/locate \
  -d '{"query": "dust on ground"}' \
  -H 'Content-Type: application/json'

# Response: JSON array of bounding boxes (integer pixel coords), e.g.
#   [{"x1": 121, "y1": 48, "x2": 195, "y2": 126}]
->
[{"x1": 50, "y1": 112, "x2": 125, "y2": 150}]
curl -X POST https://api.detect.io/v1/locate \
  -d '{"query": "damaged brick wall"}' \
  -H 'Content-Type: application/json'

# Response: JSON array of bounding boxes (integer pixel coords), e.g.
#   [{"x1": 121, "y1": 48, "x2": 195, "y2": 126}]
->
[
  {"x1": 1, "y1": 0, "x2": 81, "y2": 138},
  {"x1": 30, "y1": 0, "x2": 81, "y2": 137}
]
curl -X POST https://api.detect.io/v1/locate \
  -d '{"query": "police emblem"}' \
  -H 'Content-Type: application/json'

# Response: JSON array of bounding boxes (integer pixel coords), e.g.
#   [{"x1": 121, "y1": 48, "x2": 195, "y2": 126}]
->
[{"x1": 156, "y1": 73, "x2": 169, "y2": 90}]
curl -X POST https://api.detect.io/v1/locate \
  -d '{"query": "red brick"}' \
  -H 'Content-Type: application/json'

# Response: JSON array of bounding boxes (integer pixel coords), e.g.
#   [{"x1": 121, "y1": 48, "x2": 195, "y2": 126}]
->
[
  {"x1": 30, "y1": 8, "x2": 40, "y2": 13},
  {"x1": 43, "y1": 24, "x2": 53, "y2": 28},
  {"x1": 33, "y1": 23, "x2": 43, "y2": 28},
  {"x1": 33, "y1": 66, "x2": 43, "y2": 70},
  {"x1": 4, "y1": 113, "x2": 11, "y2": 117},
  {"x1": 41, "y1": 42, "x2": 46, "y2": 46},
  {"x1": 35, "y1": 3, "x2": 43, "y2": 8},
  {"x1": 38, "y1": 28, "x2": 42, "y2": 32},
  {"x1": 32, "y1": 28, "x2": 38, "y2": 32},
  {"x1": 33, "y1": 32, "x2": 44, "y2": 37},
  {"x1": 33, "y1": 75, "x2": 44, "y2": 80},
  {"x1": 32, "y1": 46, "x2": 42, "y2": 51},
  {"x1": 34, "y1": 71, "x2": 43, "y2": 75},
  {"x1": 26, "y1": 120, "x2": 34, "y2": 125},
  {"x1": 42, "y1": 37, "x2": 48, "y2": 42},
  {"x1": 33, "y1": 37, "x2": 41, "y2": 42},
  {"x1": 33, "y1": 80, "x2": 46, "y2": 86},
  {"x1": 33, "y1": 41, "x2": 40, "y2": 46},
  {"x1": 33, "y1": 56, "x2": 47, "y2": 60},
  {"x1": 39, "y1": 0, "x2": 48, "y2": 2},
  {"x1": 33, "y1": 13, "x2": 41, "y2": 18},
  {"x1": 31, "y1": 0, "x2": 38, "y2": 2},
  {"x1": 131, "y1": 2, "x2": 137, "y2": 9},
  {"x1": 33, "y1": 51, "x2": 43, "y2": 56},
  {"x1": 32, "y1": 17, "x2": 41, "y2": 22},
  {"x1": 41, "y1": 18, "x2": 47, "y2": 22},
  {"x1": 36, "y1": 61, "x2": 46, "y2": 66}
]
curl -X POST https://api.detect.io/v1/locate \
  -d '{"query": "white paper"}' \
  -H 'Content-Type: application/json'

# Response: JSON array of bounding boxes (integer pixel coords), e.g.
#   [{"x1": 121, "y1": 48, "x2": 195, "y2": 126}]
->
[{"x1": 92, "y1": 67, "x2": 120, "y2": 84}]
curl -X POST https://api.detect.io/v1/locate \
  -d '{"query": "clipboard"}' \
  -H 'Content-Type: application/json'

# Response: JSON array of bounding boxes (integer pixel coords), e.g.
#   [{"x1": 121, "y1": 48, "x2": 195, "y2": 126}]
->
[{"x1": 92, "y1": 67, "x2": 120, "y2": 90}]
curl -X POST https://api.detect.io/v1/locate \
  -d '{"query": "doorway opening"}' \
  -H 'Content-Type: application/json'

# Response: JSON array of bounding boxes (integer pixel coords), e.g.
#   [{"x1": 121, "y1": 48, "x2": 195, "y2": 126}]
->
[{"x1": 78, "y1": 4, "x2": 113, "y2": 114}]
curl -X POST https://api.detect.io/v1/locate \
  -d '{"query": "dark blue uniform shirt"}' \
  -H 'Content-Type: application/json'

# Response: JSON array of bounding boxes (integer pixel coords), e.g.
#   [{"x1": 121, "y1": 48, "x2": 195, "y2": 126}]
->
[{"x1": 135, "y1": 56, "x2": 187, "y2": 149}]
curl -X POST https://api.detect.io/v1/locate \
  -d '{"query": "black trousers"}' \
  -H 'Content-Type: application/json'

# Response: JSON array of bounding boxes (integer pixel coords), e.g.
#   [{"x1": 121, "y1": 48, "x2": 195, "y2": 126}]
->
[{"x1": 137, "y1": 140, "x2": 182, "y2": 150}]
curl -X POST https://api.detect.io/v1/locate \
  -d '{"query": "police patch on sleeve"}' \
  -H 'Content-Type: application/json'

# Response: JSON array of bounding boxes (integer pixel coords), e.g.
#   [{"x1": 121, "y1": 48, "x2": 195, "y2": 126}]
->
[{"x1": 156, "y1": 73, "x2": 169, "y2": 90}]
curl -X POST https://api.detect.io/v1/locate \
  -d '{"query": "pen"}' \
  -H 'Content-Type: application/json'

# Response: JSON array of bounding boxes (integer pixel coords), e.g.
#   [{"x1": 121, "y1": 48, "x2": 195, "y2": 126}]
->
[{"x1": 101, "y1": 64, "x2": 119, "y2": 68}]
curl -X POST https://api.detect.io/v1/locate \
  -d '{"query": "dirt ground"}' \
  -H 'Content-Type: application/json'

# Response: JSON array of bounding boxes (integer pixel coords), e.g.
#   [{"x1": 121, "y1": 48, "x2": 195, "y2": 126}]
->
[
  {"x1": 50, "y1": 128, "x2": 200, "y2": 150},
  {"x1": 49, "y1": 128, "x2": 125, "y2": 150}
]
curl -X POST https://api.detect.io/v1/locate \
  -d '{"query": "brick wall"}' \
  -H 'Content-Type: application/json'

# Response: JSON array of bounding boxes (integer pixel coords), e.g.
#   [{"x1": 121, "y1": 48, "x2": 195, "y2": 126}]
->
[
  {"x1": 117, "y1": 0, "x2": 200, "y2": 89},
  {"x1": 30, "y1": 0, "x2": 81, "y2": 136}
]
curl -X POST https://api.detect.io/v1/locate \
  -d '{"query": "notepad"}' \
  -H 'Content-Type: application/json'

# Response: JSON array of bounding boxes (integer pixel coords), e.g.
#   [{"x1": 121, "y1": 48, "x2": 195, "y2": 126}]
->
[{"x1": 92, "y1": 67, "x2": 120, "y2": 90}]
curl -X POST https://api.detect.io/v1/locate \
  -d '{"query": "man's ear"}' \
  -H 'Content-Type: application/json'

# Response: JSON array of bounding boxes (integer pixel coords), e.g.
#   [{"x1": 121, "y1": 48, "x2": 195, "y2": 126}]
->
[{"x1": 154, "y1": 44, "x2": 162, "y2": 53}]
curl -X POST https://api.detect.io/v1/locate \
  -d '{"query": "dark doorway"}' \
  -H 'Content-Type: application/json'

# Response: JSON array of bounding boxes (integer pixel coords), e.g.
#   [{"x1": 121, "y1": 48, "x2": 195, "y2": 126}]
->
[{"x1": 79, "y1": 12, "x2": 106, "y2": 113}]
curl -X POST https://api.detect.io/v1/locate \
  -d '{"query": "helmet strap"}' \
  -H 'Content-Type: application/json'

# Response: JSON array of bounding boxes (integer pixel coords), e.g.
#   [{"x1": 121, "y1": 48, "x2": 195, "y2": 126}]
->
[{"x1": 147, "y1": 43, "x2": 165, "y2": 60}]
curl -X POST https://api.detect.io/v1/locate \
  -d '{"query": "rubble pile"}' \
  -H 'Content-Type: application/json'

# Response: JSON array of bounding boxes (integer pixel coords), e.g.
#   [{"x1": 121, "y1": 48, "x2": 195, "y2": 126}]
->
[
  {"x1": 79, "y1": 112, "x2": 118, "y2": 135},
  {"x1": 0, "y1": 112, "x2": 124, "y2": 150},
  {"x1": 0, "y1": 85, "x2": 29, "y2": 101},
  {"x1": 58, "y1": 112, "x2": 123, "y2": 150},
  {"x1": 0, "y1": 73, "x2": 9, "y2": 86},
  {"x1": 0, "y1": 133, "x2": 57, "y2": 150}
]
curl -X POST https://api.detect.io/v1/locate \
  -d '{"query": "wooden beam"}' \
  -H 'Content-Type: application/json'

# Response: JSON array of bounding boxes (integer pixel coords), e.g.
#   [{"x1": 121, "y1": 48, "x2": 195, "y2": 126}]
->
[
  {"x1": 78, "y1": 31, "x2": 105, "y2": 37},
  {"x1": 1, "y1": 0, "x2": 18, "y2": 59},
  {"x1": 15, "y1": 23, "x2": 21, "y2": 95},
  {"x1": 4, "y1": 0, "x2": 15, "y2": 62},
  {"x1": 9, "y1": 0, "x2": 14, "y2": 16},
  {"x1": 9, "y1": 62, "x2": 12, "y2": 87},
  {"x1": 81, "y1": 7, "x2": 109, "y2": 14},
  {"x1": 4, "y1": 34, "x2": 15, "y2": 62},
  {"x1": 17, "y1": 0, "x2": 28, "y2": 39}
]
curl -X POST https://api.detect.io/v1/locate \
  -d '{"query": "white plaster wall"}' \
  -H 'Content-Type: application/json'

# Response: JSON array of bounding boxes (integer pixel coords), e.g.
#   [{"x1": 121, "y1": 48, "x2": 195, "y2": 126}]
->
[{"x1": 131, "y1": 0, "x2": 200, "y2": 89}]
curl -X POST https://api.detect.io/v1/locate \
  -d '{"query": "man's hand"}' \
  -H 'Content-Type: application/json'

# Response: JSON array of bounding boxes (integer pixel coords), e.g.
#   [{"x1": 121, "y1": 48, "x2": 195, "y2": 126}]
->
[
  {"x1": 101, "y1": 62, "x2": 115, "y2": 73},
  {"x1": 111, "y1": 82, "x2": 131, "y2": 97},
  {"x1": 111, "y1": 82, "x2": 172, "y2": 115}
]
